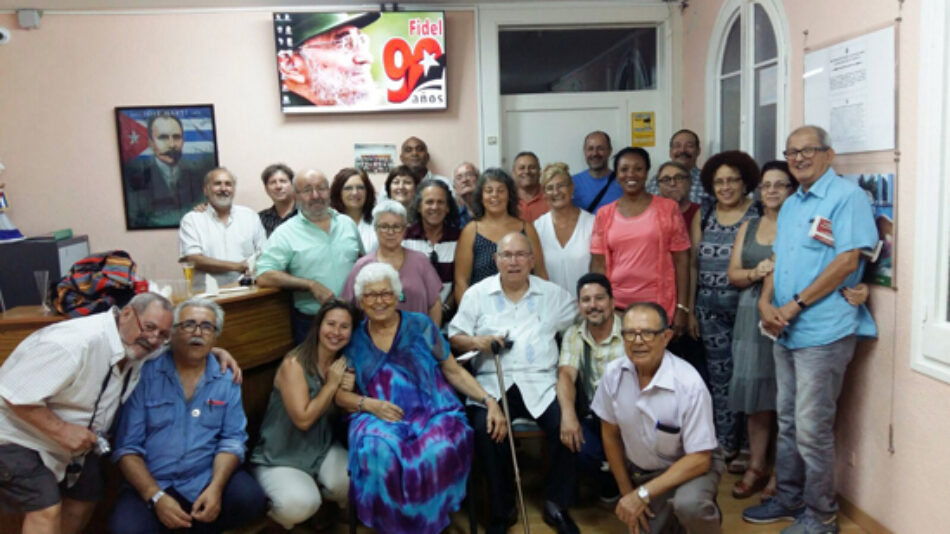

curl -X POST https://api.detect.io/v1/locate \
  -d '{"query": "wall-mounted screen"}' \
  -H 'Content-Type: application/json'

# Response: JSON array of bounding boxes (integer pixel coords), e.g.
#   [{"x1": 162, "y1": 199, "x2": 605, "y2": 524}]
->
[{"x1": 273, "y1": 11, "x2": 447, "y2": 114}]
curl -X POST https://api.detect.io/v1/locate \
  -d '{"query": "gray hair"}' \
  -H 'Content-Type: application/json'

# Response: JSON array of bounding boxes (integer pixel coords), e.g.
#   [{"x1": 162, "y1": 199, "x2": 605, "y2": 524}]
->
[
  {"x1": 353, "y1": 262, "x2": 403, "y2": 301},
  {"x1": 454, "y1": 161, "x2": 479, "y2": 178},
  {"x1": 372, "y1": 199, "x2": 408, "y2": 226},
  {"x1": 203, "y1": 167, "x2": 235, "y2": 188},
  {"x1": 173, "y1": 297, "x2": 225, "y2": 333},
  {"x1": 127, "y1": 292, "x2": 173, "y2": 314},
  {"x1": 790, "y1": 125, "x2": 833, "y2": 148}
]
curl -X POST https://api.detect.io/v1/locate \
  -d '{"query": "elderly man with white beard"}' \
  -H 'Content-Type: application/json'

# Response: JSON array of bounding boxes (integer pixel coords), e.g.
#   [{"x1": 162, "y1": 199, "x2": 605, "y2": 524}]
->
[{"x1": 178, "y1": 167, "x2": 266, "y2": 292}]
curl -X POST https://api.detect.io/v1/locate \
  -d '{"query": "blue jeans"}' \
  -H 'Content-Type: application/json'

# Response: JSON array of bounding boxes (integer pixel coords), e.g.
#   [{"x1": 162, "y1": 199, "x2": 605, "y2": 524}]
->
[
  {"x1": 109, "y1": 469, "x2": 266, "y2": 533},
  {"x1": 773, "y1": 335, "x2": 856, "y2": 520}
]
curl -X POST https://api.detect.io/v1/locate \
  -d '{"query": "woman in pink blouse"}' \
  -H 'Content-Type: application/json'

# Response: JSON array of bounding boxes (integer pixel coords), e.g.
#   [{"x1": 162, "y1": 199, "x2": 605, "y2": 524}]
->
[{"x1": 590, "y1": 147, "x2": 692, "y2": 335}]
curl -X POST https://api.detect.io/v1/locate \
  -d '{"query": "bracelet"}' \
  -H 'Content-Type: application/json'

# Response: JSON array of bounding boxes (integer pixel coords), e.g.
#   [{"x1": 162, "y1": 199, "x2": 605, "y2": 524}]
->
[
  {"x1": 675, "y1": 303, "x2": 690, "y2": 313},
  {"x1": 357, "y1": 396, "x2": 365, "y2": 412},
  {"x1": 481, "y1": 395, "x2": 493, "y2": 405}
]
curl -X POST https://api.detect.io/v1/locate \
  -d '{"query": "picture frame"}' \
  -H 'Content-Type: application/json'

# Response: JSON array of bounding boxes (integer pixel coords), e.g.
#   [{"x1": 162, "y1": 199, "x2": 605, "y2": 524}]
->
[{"x1": 115, "y1": 104, "x2": 219, "y2": 230}]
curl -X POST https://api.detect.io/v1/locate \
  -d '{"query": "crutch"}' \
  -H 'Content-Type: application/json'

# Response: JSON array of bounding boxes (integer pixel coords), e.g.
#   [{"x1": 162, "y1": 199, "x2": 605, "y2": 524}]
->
[{"x1": 491, "y1": 338, "x2": 530, "y2": 534}]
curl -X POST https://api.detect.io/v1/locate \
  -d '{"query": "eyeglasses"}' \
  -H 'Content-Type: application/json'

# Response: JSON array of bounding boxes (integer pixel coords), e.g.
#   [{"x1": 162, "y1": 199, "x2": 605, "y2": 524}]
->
[
  {"x1": 174, "y1": 320, "x2": 218, "y2": 335},
  {"x1": 376, "y1": 223, "x2": 406, "y2": 234},
  {"x1": 342, "y1": 185, "x2": 366, "y2": 192},
  {"x1": 620, "y1": 328, "x2": 666, "y2": 342},
  {"x1": 362, "y1": 290, "x2": 396, "y2": 303},
  {"x1": 543, "y1": 182, "x2": 571, "y2": 194},
  {"x1": 304, "y1": 31, "x2": 369, "y2": 53},
  {"x1": 297, "y1": 186, "x2": 330, "y2": 196},
  {"x1": 429, "y1": 249, "x2": 439, "y2": 267},
  {"x1": 713, "y1": 176, "x2": 743, "y2": 188},
  {"x1": 657, "y1": 174, "x2": 690, "y2": 185},
  {"x1": 497, "y1": 251, "x2": 532, "y2": 262},
  {"x1": 759, "y1": 181, "x2": 793, "y2": 191},
  {"x1": 455, "y1": 171, "x2": 478, "y2": 180},
  {"x1": 782, "y1": 146, "x2": 829, "y2": 160},
  {"x1": 131, "y1": 307, "x2": 171, "y2": 342}
]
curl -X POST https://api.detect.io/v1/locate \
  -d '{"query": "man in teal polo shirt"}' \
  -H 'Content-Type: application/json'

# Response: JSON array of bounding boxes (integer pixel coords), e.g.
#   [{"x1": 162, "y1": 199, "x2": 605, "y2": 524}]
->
[
  {"x1": 742, "y1": 126, "x2": 877, "y2": 534},
  {"x1": 256, "y1": 169, "x2": 363, "y2": 343}
]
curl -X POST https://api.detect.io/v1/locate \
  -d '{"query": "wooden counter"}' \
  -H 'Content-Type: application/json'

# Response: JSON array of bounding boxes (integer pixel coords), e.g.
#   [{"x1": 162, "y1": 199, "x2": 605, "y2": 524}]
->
[{"x1": 0, "y1": 287, "x2": 295, "y2": 534}]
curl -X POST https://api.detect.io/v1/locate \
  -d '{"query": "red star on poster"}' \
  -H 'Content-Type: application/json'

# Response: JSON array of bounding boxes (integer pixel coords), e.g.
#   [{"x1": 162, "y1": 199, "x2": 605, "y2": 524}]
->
[{"x1": 118, "y1": 112, "x2": 151, "y2": 164}]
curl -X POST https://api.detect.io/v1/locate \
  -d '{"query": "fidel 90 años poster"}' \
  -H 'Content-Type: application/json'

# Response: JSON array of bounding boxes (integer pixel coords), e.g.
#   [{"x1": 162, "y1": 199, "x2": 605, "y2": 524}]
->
[{"x1": 273, "y1": 11, "x2": 447, "y2": 114}]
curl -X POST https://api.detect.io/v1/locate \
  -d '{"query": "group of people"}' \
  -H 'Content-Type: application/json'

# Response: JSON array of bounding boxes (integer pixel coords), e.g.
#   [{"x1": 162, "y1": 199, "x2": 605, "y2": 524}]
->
[{"x1": 0, "y1": 125, "x2": 879, "y2": 534}]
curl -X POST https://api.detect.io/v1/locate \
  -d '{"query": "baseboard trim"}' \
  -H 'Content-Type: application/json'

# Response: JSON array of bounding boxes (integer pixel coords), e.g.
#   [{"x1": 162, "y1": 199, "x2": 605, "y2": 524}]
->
[{"x1": 838, "y1": 494, "x2": 894, "y2": 534}]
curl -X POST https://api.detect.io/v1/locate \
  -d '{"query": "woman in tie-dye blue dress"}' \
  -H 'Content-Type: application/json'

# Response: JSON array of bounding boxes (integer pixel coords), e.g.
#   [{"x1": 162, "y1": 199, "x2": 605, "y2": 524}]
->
[{"x1": 343, "y1": 264, "x2": 501, "y2": 533}]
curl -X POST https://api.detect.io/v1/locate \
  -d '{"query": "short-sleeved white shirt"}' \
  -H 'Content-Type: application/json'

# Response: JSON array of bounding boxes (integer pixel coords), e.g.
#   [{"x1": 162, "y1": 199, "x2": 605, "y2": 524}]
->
[
  {"x1": 591, "y1": 351, "x2": 718, "y2": 471},
  {"x1": 178, "y1": 204, "x2": 266, "y2": 290},
  {"x1": 448, "y1": 274, "x2": 576, "y2": 418},
  {"x1": 0, "y1": 310, "x2": 144, "y2": 479}
]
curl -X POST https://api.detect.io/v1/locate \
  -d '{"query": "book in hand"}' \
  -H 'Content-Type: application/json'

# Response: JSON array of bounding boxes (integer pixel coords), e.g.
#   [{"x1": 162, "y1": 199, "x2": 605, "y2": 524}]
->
[{"x1": 808, "y1": 216, "x2": 884, "y2": 263}]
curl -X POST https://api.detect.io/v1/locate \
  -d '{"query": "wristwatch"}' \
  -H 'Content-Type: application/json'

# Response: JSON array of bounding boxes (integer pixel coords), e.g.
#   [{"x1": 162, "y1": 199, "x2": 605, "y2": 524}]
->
[
  {"x1": 147, "y1": 489, "x2": 166, "y2": 509},
  {"x1": 793, "y1": 293, "x2": 808, "y2": 310},
  {"x1": 636, "y1": 485, "x2": 651, "y2": 504}
]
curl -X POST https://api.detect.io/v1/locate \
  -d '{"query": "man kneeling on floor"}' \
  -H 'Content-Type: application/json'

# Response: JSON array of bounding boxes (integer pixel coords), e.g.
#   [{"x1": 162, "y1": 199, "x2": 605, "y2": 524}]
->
[
  {"x1": 110, "y1": 298, "x2": 265, "y2": 533},
  {"x1": 593, "y1": 301, "x2": 724, "y2": 533}
]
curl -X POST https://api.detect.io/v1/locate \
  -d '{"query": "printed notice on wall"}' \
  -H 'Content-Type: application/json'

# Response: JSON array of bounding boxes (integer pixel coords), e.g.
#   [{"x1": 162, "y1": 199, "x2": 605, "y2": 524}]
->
[
  {"x1": 630, "y1": 112, "x2": 655, "y2": 147},
  {"x1": 803, "y1": 26, "x2": 895, "y2": 154}
]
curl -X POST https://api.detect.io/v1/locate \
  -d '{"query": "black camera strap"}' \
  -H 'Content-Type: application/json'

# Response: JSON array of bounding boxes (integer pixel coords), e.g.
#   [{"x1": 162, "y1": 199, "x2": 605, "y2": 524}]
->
[{"x1": 86, "y1": 364, "x2": 132, "y2": 432}]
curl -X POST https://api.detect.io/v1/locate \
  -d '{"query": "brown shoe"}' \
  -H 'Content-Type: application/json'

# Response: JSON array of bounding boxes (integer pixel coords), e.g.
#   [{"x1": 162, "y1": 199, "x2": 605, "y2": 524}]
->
[{"x1": 732, "y1": 467, "x2": 770, "y2": 499}]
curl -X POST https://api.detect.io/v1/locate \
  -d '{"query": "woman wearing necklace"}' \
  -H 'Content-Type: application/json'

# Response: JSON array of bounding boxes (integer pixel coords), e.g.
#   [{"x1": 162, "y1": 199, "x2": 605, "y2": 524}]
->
[
  {"x1": 403, "y1": 179, "x2": 461, "y2": 324},
  {"x1": 533, "y1": 162, "x2": 595, "y2": 294},
  {"x1": 250, "y1": 299, "x2": 358, "y2": 531},
  {"x1": 453, "y1": 168, "x2": 547, "y2": 305},
  {"x1": 342, "y1": 199, "x2": 443, "y2": 326}
]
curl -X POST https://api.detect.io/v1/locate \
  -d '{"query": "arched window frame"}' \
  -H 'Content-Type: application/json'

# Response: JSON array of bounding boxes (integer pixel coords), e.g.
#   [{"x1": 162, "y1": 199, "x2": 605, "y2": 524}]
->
[{"x1": 705, "y1": 0, "x2": 790, "y2": 161}]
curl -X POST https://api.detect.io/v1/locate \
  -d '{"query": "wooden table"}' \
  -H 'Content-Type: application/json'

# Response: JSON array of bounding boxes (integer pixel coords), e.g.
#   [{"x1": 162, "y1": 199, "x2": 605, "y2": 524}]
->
[{"x1": 0, "y1": 287, "x2": 295, "y2": 534}]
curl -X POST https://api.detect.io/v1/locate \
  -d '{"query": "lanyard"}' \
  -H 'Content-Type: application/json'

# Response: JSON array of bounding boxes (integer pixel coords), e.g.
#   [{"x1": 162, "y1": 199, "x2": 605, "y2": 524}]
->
[{"x1": 87, "y1": 363, "x2": 132, "y2": 432}]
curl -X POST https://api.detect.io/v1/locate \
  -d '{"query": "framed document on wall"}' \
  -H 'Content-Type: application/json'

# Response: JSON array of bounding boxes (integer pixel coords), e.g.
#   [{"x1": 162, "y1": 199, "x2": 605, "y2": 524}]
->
[
  {"x1": 115, "y1": 104, "x2": 219, "y2": 230},
  {"x1": 273, "y1": 11, "x2": 447, "y2": 114}
]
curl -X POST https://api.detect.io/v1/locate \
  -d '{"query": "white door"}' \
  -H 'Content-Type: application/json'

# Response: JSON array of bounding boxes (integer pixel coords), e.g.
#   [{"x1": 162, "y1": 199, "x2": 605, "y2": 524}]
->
[
  {"x1": 478, "y1": 4, "x2": 676, "y2": 173},
  {"x1": 501, "y1": 91, "x2": 666, "y2": 172}
]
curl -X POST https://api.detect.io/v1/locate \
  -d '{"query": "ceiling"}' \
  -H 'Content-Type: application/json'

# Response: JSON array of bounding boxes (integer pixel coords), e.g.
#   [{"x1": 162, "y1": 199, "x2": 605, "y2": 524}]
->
[{"x1": 0, "y1": 0, "x2": 628, "y2": 11}]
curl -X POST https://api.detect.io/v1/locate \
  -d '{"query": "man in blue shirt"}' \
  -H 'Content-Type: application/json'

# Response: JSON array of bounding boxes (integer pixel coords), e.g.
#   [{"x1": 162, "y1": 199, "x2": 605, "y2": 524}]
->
[
  {"x1": 742, "y1": 126, "x2": 877, "y2": 534},
  {"x1": 110, "y1": 298, "x2": 265, "y2": 533},
  {"x1": 571, "y1": 131, "x2": 621, "y2": 213}
]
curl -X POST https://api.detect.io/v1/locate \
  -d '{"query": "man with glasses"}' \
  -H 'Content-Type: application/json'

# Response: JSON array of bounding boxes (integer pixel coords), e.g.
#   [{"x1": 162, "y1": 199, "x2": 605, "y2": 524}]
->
[
  {"x1": 742, "y1": 126, "x2": 877, "y2": 534},
  {"x1": 452, "y1": 161, "x2": 479, "y2": 227},
  {"x1": 277, "y1": 12, "x2": 382, "y2": 108},
  {"x1": 449, "y1": 232, "x2": 579, "y2": 534},
  {"x1": 571, "y1": 131, "x2": 620, "y2": 213},
  {"x1": 110, "y1": 298, "x2": 266, "y2": 533},
  {"x1": 647, "y1": 129, "x2": 711, "y2": 207},
  {"x1": 257, "y1": 169, "x2": 363, "y2": 343},
  {"x1": 0, "y1": 293, "x2": 174, "y2": 534},
  {"x1": 593, "y1": 301, "x2": 723, "y2": 534}
]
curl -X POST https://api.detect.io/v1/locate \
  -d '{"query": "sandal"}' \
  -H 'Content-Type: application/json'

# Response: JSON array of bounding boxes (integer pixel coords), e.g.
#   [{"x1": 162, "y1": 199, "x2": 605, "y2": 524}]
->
[
  {"x1": 727, "y1": 450, "x2": 751, "y2": 474},
  {"x1": 732, "y1": 467, "x2": 770, "y2": 499}
]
